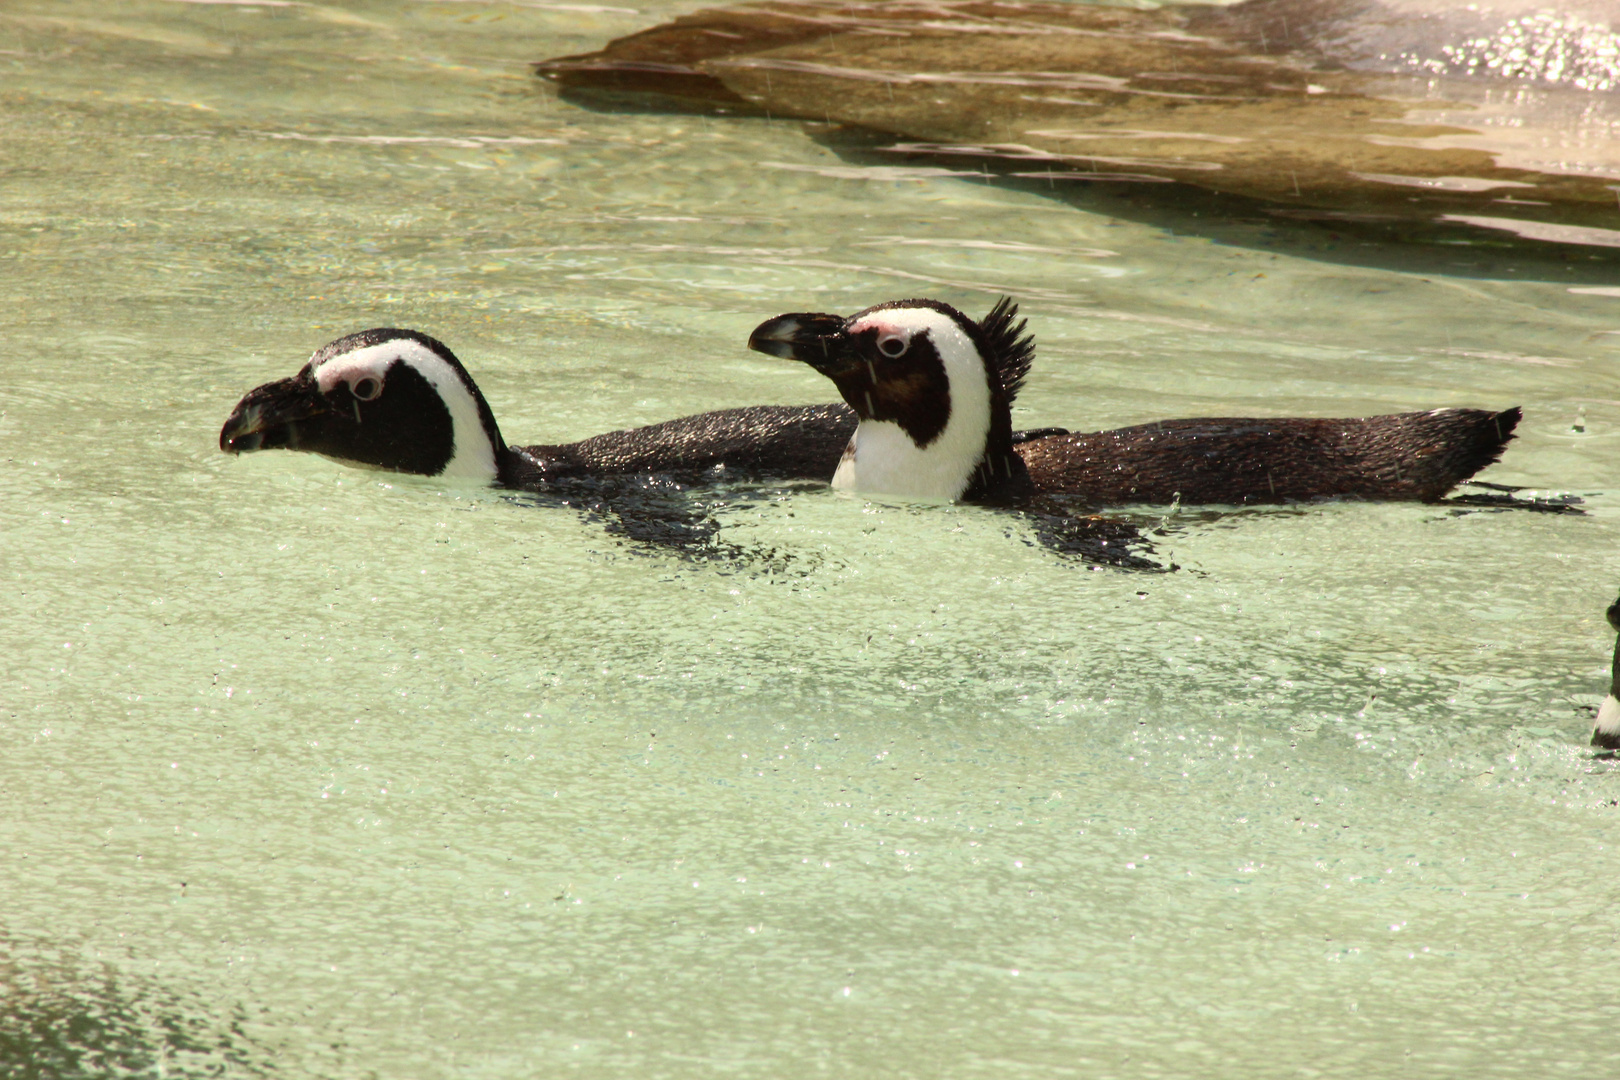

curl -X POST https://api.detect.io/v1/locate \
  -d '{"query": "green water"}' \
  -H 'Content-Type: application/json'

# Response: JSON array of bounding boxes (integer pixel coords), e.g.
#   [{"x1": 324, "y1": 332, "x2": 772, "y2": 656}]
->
[{"x1": 3, "y1": 2, "x2": 1620, "y2": 1076}]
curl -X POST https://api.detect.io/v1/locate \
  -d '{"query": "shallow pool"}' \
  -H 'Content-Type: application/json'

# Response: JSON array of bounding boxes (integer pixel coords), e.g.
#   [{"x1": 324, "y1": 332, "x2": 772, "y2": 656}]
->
[{"x1": 4, "y1": 1, "x2": 1620, "y2": 1076}]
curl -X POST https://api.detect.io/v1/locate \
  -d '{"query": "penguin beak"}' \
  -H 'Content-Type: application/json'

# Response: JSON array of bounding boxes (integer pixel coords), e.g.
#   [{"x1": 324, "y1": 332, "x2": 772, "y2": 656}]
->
[
  {"x1": 219, "y1": 371, "x2": 332, "y2": 454},
  {"x1": 747, "y1": 312, "x2": 852, "y2": 373}
]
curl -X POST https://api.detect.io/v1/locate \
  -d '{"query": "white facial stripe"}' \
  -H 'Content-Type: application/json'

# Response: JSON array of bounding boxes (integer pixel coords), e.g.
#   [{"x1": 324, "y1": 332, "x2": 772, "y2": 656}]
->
[
  {"x1": 311, "y1": 338, "x2": 498, "y2": 481},
  {"x1": 312, "y1": 346, "x2": 391, "y2": 395},
  {"x1": 836, "y1": 307, "x2": 992, "y2": 500}
]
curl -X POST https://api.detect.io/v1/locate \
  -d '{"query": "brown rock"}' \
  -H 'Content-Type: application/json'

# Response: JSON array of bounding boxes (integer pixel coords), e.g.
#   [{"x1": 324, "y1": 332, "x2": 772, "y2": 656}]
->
[{"x1": 537, "y1": 0, "x2": 1620, "y2": 248}]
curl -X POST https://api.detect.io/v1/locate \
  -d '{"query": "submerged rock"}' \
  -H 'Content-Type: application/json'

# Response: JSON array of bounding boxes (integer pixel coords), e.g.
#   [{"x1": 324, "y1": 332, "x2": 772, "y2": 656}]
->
[
  {"x1": 537, "y1": 0, "x2": 1620, "y2": 250},
  {"x1": 0, "y1": 936, "x2": 276, "y2": 1076}
]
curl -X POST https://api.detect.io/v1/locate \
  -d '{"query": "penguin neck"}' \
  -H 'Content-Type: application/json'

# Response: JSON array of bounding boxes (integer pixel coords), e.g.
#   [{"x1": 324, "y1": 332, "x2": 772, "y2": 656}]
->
[
  {"x1": 383, "y1": 336, "x2": 508, "y2": 484},
  {"x1": 831, "y1": 382, "x2": 1029, "y2": 503},
  {"x1": 960, "y1": 404, "x2": 1033, "y2": 504},
  {"x1": 429, "y1": 368, "x2": 506, "y2": 483}
]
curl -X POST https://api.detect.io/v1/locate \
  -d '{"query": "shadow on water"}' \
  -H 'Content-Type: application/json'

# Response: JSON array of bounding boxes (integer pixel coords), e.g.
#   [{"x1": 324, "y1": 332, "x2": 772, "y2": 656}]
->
[
  {"x1": 0, "y1": 936, "x2": 277, "y2": 1079},
  {"x1": 543, "y1": 87, "x2": 1620, "y2": 281},
  {"x1": 802, "y1": 125, "x2": 1620, "y2": 284},
  {"x1": 502, "y1": 477, "x2": 1173, "y2": 573},
  {"x1": 498, "y1": 472, "x2": 1581, "y2": 581},
  {"x1": 502, "y1": 475, "x2": 836, "y2": 575}
]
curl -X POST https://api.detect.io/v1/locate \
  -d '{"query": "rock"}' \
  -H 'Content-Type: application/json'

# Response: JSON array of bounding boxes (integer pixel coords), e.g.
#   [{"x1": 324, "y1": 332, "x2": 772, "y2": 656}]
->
[{"x1": 537, "y1": 0, "x2": 1620, "y2": 250}]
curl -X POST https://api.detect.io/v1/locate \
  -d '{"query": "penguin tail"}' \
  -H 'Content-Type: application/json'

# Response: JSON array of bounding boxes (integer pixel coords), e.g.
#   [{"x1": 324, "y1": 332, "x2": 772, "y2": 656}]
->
[{"x1": 1394, "y1": 406, "x2": 1521, "y2": 501}]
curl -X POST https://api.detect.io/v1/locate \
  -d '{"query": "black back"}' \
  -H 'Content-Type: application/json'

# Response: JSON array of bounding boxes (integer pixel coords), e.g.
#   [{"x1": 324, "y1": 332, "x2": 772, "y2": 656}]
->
[{"x1": 504, "y1": 403, "x2": 858, "y2": 485}]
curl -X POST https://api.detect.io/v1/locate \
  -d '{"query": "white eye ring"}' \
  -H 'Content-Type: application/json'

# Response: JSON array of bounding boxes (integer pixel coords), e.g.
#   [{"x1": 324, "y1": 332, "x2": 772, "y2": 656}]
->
[
  {"x1": 351, "y1": 376, "x2": 382, "y2": 401},
  {"x1": 877, "y1": 334, "x2": 908, "y2": 358}
]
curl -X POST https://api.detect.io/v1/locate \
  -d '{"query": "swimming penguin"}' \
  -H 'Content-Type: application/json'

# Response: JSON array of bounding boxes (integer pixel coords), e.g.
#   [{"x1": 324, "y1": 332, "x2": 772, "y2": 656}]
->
[
  {"x1": 217, "y1": 324, "x2": 1159, "y2": 567},
  {"x1": 747, "y1": 297, "x2": 1522, "y2": 506},
  {"x1": 219, "y1": 328, "x2": 856, "y2": 484},
  {"x1": 1593, "y1": 596, "x2": 1620, "y2": 751}
]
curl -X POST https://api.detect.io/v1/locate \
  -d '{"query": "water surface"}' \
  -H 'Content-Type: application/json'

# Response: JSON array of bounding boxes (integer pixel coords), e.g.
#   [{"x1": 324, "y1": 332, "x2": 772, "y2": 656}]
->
[{"x1": 3, "y1": 2, "x2": 1620, "y2": 1076}]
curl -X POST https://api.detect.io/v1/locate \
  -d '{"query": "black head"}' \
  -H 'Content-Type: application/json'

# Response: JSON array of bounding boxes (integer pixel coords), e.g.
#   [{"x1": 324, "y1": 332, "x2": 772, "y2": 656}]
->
[{"x1": 219, "y1": 329, "x2": 506, "y2": 479}]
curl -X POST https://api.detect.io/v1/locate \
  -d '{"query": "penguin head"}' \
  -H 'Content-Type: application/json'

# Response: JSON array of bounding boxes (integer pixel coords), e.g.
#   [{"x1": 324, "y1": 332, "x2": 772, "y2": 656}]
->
[
  {"x1": 749, "y1": 298, "x2": 1030, "y2": 500},
  {"x1": 219, "y1": 329, "x2": 505, "y2": 480}
]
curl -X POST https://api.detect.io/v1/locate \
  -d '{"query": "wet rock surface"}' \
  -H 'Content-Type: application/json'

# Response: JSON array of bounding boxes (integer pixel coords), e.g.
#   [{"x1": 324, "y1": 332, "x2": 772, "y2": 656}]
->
[{"x1": 537, "y1": 0, "x2": 1620, "y2": 252}]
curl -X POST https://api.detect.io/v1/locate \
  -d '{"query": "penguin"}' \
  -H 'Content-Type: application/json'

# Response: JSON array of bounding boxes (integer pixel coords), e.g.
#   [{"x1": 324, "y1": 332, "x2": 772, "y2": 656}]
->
[
  {"x1": 218, "y1": 324, "x2": 1159, "y2": 567},
  {"x1": 747, "y1": 297, "x2": 1522, "y2": 506},
  {"x1": 219, "y1": 328, "x2": 856, "y2": 485},
  {"x1": 1593, "y1": 596, "x2": 1620, "y2": 751}
]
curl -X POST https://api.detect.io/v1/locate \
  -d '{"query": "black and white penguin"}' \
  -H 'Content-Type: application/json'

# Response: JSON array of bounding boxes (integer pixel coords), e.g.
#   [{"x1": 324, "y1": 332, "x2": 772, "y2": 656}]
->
[
  {"x1": 1593, "y1": 596, "x2": 1620, "y2": 751},
  {"x1": 217, "y1": 322, "x2": 1157, "y2": 566},
  {"x1": 219, "y1": 328, "x2": 855, "y2": 485},
  {"x1": 748, "y1": 298, "x2": 1522, "y2": 506}
]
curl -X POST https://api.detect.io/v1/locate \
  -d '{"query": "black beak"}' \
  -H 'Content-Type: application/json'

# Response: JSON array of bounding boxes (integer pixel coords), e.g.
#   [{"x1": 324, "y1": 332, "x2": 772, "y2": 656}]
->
[
  {"x1": 747, "y1": 312, "x2": 850, "y2": 371},
  {"x1": 219, "y1": 371, "x2": 331, "y2": 454}
]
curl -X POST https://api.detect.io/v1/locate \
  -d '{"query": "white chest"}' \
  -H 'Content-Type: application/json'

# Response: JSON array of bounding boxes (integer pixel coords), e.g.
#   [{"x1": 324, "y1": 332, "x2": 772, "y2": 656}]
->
[{"x1": 832, "y1": 416, "x2": 984, "y2": 500}]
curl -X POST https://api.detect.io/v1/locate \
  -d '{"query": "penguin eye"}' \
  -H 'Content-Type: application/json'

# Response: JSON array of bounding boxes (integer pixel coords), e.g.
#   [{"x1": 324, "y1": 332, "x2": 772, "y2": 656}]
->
[
  {"x1": 876, "y1": 334, "x2": 908, "y2": 359},
  {"x1": 351, "y1": 377, "x2": 382, "y2": 401}
]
